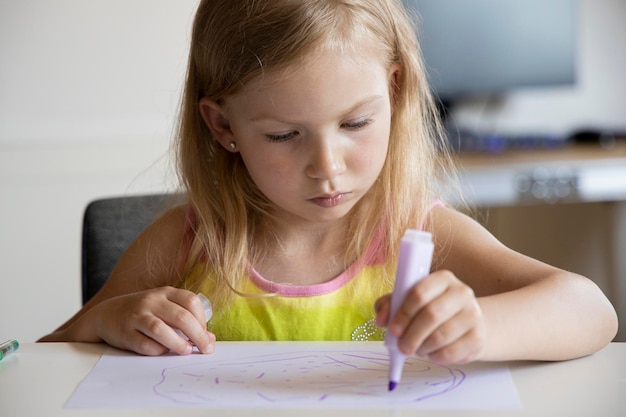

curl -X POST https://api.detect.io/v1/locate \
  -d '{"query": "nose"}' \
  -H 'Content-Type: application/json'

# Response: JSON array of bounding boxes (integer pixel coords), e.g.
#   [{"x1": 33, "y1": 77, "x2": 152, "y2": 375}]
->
[{"x1": 305, "y1": 136, "x2": 346, "y2": 180}]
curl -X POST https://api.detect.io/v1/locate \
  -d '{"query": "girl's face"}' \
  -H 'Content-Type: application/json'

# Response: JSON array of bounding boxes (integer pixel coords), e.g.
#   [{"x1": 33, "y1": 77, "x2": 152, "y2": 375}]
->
[{"x1": 201, "y1": 47, "x2": 396, "y2": 228}]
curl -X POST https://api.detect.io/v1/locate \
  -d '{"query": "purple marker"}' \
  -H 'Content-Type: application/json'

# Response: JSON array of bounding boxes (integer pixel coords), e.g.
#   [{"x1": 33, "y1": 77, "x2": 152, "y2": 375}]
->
[{"x1": 385, "y1": 230, "x2": 434, "y2": 391}]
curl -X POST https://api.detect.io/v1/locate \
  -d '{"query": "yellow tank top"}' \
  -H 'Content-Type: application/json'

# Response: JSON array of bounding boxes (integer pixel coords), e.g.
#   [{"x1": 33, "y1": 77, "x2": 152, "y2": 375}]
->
[
  {"x1": 186, "y1": 260, "x2": 392, "y2": 342},
  {"x1": 181, "y1": 200, "x2": 442, "y2": 342}
]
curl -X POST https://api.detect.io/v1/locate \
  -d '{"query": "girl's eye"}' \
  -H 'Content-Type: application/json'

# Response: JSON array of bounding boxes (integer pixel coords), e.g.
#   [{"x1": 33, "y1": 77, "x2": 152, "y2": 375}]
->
[
  {"x1": 266, "y1": 131, "x2": 298, "y2": 142},
  {"x1": 342, "y1": 117, "x2": 373, "y2": 130}
]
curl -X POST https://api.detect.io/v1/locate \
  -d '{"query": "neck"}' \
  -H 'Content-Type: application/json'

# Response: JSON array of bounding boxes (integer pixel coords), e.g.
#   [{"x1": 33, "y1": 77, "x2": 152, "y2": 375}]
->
[{"x1": 250, "y1": 218, "x2": 352, "y2": 286}]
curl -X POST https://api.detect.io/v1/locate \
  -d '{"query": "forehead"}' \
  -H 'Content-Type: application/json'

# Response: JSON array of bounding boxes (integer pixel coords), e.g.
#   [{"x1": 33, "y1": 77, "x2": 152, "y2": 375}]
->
[
  {"x1": 238, "y1": 42, "x2": 390, "y2": 95},
  {"x1": 222, "y1": 45, "x2": 391, "y2": 117}
]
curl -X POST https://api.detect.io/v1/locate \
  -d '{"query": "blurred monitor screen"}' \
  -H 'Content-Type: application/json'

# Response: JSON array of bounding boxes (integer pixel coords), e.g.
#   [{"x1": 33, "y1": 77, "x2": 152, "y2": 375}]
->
[{"x1": 403, "y1": 0, "x2": 577, "y2": 102}]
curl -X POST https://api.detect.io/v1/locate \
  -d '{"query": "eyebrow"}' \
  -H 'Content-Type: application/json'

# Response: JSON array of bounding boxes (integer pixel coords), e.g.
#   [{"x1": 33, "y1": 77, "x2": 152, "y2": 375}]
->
[{"x1": 248, "y1": 94, "x2": 384, "y2": 123}]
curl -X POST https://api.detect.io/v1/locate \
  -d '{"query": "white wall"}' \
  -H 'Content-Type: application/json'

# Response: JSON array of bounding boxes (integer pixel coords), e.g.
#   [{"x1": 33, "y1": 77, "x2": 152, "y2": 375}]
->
[
  {"x1": 0, "y1": 0, "x2": 198, "y2": 144},
  {"x1": 0, "y1": 0, "x2": 198, "y2": 342},
  {"x1": 1, "y1": 0, "x2": 625, "y2": 343}
]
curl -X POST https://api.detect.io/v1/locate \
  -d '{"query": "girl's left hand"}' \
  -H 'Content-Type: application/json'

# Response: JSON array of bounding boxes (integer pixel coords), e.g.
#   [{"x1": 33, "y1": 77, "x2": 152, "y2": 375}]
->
[{"x1": 375, "y1": 269, "x2": 487, "y2": 365}]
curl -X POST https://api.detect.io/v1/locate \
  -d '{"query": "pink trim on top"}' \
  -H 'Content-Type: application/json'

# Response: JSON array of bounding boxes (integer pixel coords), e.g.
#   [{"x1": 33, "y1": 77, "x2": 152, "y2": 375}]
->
[
  {"x1": 244, "y1": 200, "x2": 446, "y2": 297},
  {"x1": 181, "y1": 200, "x2": 445, "y2": 297},
  {"x1": 418, "y1": 199, "x2": 445, "y2": 231},
  {"x1": 247, "y1": 262, "x2": 363, "y2": 297}
]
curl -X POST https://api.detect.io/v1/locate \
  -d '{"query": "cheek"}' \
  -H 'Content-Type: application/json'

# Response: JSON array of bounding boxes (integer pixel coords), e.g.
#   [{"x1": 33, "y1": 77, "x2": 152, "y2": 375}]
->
[
  {"x1": 359, "y1": 128, "x2": 390, "y2": 174},
  {"x1": 239, "y1": 152, "x2": 293, "y2": 190}
]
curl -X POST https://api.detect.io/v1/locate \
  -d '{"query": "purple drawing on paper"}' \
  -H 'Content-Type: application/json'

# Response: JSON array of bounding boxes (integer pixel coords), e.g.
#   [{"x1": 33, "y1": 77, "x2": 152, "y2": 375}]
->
[{"x1": 152, "y1": 349, "x2": 465, "y2": 407}]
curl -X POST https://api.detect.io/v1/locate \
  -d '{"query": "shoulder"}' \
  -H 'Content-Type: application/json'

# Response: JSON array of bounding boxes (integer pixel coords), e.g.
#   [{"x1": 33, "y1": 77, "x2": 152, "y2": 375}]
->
[
  {"x1": 427, "y1": 205, "x2": 505, "y2": 275},
  {"x1": 427, "y1": 205, "x2": 560, "y2": 295},
  {"x1": 427, "y1": 205, "x2": 503, "y2": 257},
  {"x1": 136, "y1": 204, "x2": 190, "y2": 272},
  {"x1": 125, "y1": 203, "x2": 189, "y2": 261},
  {"x1": 428, "y1": 205, "x2": 486, "y2": 234},
  {"x1": 144, "y1": 204, "x2": 189, "y2": 241}
]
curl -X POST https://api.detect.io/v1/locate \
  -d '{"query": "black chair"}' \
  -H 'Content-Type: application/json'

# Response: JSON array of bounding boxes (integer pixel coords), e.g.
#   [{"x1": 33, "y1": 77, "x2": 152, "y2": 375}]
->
[{"x1": 81, "y1": 193, "x2": 183, "y2": 304}]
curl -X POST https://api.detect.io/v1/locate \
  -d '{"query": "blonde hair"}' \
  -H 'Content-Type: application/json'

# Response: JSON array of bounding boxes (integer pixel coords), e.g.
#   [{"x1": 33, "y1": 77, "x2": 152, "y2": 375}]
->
[{"x1": 176, "y1": 0, "x2": 457, "y2": 305}]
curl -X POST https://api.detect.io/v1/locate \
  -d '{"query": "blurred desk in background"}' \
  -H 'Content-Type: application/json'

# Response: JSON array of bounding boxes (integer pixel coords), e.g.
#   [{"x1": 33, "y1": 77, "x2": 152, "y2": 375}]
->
[
  {"x1": 457, "y1": 143, "x2": 626, "y2": 342},
  {"x1": 457, "y1": 143, "x2": 626, "y2": 207}
]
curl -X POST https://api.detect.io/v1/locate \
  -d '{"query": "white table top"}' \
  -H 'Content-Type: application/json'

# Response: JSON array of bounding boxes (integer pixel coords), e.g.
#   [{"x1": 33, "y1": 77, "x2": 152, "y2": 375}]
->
[{"x1": 0, "y1": 342, "x2": 624, "y2": 416}]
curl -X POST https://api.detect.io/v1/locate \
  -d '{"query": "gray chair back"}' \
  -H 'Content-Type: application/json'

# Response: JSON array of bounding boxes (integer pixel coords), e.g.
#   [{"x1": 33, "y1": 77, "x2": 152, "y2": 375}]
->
[{"x1": 81, "y1": 193, "x2": 182, "y2": 304}]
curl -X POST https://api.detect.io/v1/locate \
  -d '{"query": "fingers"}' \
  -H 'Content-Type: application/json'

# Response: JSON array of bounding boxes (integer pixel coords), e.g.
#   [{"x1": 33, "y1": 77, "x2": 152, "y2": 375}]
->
[
  {"x1": 385, "y1": 270, "x2": 486, "y2": 365},
  {"x1": 94, "y1": 287, "x2": 216, "y2": 356},
  {"x1": 148, "y1": 287, "x2": 216, "y2": 355},
  {"x1": 416, "y1": 298, "x2": 485, "y2": 364},
  {"x1": 132, "y1": 316, "x2": 191, "y2": 356},
  {"x1": 374, "y1": 294, "x2": 391, "y2": 327},
  {"x1": 425, "y1": 321, "x2": 486, "y2": 365}
]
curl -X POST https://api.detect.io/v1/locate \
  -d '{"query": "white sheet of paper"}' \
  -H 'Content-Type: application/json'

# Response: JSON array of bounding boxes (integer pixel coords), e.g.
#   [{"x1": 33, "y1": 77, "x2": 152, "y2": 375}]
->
[{"x1": 65, "y1": 342, "x2": 521, "y2": 409}]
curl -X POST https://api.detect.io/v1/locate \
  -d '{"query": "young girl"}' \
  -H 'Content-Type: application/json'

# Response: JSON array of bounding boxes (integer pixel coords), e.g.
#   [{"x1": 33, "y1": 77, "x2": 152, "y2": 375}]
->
[{"x1": 40, "y1": 0, "x2": 617, "y2": 364}]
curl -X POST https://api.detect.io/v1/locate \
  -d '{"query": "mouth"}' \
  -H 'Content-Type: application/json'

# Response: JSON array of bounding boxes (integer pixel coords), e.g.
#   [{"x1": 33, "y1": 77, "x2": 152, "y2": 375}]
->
[{"x1": 309, "y1": 193, "x2": 349, "y2": 208}]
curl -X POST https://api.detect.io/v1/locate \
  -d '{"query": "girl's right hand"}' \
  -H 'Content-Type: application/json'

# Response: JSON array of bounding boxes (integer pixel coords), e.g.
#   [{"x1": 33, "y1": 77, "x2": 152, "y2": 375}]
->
[
  {"x1": 81, "y1": 286, "x2": 216, "y2": 356},
  {"x1": 374, "y1": 270, "x2": 486, "y2": 365}
]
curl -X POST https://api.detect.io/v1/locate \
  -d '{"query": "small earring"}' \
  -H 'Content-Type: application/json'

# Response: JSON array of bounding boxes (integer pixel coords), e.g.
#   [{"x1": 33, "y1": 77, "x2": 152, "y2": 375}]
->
[{"x1": 228, "y1": 142, "x2": 237, "y2": 150}]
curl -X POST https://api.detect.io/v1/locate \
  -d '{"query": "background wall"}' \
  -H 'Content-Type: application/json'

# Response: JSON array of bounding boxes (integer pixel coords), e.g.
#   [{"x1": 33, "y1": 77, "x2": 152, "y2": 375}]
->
[
  {"x1": 1, "y1": 0, "x2": 625, "y2": 343},
  {"x1": 0, "y1": 0, "x2": 198, "y2": 342}
]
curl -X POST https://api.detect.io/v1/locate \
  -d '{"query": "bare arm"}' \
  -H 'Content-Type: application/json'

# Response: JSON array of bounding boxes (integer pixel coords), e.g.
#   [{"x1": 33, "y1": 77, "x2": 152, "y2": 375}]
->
[
  {"x1": 39, "y1": 205, "x2": 215, "y2": 355},
  {"x1": 377, "y1": 206, "x2": 618, "y2": 363},
  {"x1": 440, "y1": 207, "x2": 617, "y2": 360}
]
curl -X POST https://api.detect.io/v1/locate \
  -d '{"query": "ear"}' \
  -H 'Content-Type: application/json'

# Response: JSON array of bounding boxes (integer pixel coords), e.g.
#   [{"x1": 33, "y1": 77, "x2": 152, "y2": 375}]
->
[{"x1": 198, "y1": 98, "x2": 237, "y2": 152}]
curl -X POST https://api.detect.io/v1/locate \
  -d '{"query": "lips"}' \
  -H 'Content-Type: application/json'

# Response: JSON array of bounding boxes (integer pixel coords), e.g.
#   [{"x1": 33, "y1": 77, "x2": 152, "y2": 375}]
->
[{"x1": 309, "y1": 193, "x2": 348, "y2": 208}]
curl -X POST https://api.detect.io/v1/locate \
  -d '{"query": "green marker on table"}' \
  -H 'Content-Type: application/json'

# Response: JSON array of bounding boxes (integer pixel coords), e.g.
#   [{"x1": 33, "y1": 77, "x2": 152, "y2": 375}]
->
[{"x1": 0, "y1": 339, "x2": 19, "y2": 361}]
